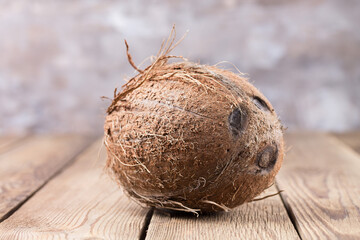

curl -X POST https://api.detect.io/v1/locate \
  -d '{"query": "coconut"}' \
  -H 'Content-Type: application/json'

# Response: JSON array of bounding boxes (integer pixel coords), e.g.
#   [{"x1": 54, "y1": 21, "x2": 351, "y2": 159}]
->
[{"x1": 104, "y1": 31, "x2": 284, "y2": 214}]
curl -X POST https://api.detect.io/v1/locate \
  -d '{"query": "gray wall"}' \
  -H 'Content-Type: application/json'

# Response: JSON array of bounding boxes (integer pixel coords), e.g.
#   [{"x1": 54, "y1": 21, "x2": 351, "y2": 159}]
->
[{"x1": 0, "y1": 0, "x2": 359, "y2": 134}]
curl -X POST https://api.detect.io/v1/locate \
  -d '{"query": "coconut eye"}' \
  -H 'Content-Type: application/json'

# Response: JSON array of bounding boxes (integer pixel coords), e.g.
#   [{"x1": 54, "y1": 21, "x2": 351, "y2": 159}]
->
[
  {"x1": 256, "y1": 145, "x2": 278, "y2": 171},
  {"x1": 228, "y1": 108, "x2": 247, "y2": 137},
  {"x1": 252, "y1": 96, "x2": 271, "y2": 112}
]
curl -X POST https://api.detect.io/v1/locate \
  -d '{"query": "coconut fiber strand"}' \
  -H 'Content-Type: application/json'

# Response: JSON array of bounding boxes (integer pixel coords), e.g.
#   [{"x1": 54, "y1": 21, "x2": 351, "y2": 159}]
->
[{"x1": 104, "y1": 29, "x2": 284, "y2": 214}]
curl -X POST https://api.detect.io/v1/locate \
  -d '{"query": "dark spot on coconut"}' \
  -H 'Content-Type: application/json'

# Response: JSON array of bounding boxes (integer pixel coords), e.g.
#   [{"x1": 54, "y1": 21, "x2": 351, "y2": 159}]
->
[
  {"x1": 256, "y1": 145, "x2": 278, "y2": 171},
  {"x1": 228, "y1": 108, "x2": 247, "y2": 137},
  {"x1": 107, "y1": 128, "x2": 113, "y2": 140},
  {"x1": 252, "y1": 96, "x2": 271, "y2": 112}
]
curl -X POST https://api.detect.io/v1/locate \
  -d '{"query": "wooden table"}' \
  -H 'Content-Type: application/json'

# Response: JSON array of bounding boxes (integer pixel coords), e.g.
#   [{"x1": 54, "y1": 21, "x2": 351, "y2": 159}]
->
[{"x1": 0, "y1": 133, "x2": 359, "y2": 239}]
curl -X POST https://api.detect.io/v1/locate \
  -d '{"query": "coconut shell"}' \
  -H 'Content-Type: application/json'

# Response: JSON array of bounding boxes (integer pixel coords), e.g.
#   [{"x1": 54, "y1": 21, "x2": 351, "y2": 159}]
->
[{"x1": 104, "y1": 45, "x2": 284, "y2": 214}]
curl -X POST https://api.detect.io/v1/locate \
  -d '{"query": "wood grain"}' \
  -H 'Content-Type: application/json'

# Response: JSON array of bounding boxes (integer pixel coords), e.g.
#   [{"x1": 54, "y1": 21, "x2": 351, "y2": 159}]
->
[
  {"x1": 0, "y1": 135, "x2": 92, "y2": 221},
  {"x1": 146, "y1": 186, "x2": 299, "y2": 240},
  {"x1": 333, "y1": 132, "x2": 360, "y2": 154},
  {"x1": 276, "y1": 133, "x2": 360, "y2": 239},
  {"x1": 0, "y1": 139, "x2": 149, "y2": 239}
]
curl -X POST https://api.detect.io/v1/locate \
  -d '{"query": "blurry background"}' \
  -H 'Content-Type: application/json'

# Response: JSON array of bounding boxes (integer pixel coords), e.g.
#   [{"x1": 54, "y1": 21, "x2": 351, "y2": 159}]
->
[{"x1": 0, "y1": 0, "x2": 359, "y2": 135}]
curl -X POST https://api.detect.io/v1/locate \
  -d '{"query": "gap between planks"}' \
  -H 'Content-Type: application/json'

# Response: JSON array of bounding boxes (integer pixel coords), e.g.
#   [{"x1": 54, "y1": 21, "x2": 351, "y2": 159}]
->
[
  {"x1": 0, "y1": 135, "x2": 96, "y2": 223},
  {"x1": 139, "y1": 208, "x2": 154, "y2": 240},
  {"x1": 275, "y1": 182, "x2": 302, "y2": 240}
]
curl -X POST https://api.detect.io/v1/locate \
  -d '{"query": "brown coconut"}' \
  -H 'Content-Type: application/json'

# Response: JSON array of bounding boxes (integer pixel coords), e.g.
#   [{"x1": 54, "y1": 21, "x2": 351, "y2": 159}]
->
[{"x1": 104, "y1": 34, "x2": 284, "y2": 214}]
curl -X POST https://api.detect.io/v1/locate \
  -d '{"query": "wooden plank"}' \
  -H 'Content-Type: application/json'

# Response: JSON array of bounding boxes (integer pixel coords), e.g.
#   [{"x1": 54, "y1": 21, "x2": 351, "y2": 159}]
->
[
  {"x1": 146, "y1": 186, "x2": 299, "y2": 240},
  {"x1": 0, "y1": 139, "x2": 149, "y2": 239},
  {"x1": 276, "y1": 133, "x2": 360, "y2": 239},
  {"x1": 0, "y1": 135, "x2": 93, "y2": 221},
  {"x1": 0, "y1": 136, "x2": 26, "y2": 154},
  {"x1": 333, "y1": 132, "x2": 360, "y2": 154}
]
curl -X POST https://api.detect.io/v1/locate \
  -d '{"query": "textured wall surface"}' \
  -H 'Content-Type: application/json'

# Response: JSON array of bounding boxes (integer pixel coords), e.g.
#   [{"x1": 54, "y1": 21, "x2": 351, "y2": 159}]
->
[{"x1": 0, "y1": 0, "x2": 359, "y2": 134}]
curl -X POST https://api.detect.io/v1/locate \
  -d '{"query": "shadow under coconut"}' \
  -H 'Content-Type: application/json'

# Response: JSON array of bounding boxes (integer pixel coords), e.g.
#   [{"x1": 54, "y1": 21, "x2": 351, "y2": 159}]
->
[{"x1": 155, "y1": 208, "x2": 230, "y2": 219}]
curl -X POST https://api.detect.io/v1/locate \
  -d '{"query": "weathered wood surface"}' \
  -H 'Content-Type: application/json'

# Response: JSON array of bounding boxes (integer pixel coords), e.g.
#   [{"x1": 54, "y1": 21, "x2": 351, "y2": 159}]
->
[
  {"x1": 146, "y1": 185, "x2": 299, "y2": 240},
  {"x1": 333, "y1": 132, "x2": 360, "y2": 154},
  {"x1": 0, "y1": 135, "x2": 93, "y2": 222},
  {"x1": 0, "y1": 139, "x2": 149, "y2": 240},
  {"x1": 276, "y1": 133, "x2": 360, "y2": 239},
  {"x1": 0, "y1": 133, "x2": 359, "y2": 239}
]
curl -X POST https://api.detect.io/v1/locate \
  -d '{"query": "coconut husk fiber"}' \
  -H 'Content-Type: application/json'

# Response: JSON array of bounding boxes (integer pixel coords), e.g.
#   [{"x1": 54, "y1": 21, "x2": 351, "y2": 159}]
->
[{"x1": 104, "y1": 28, "x2": 284, "y2": 214}]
